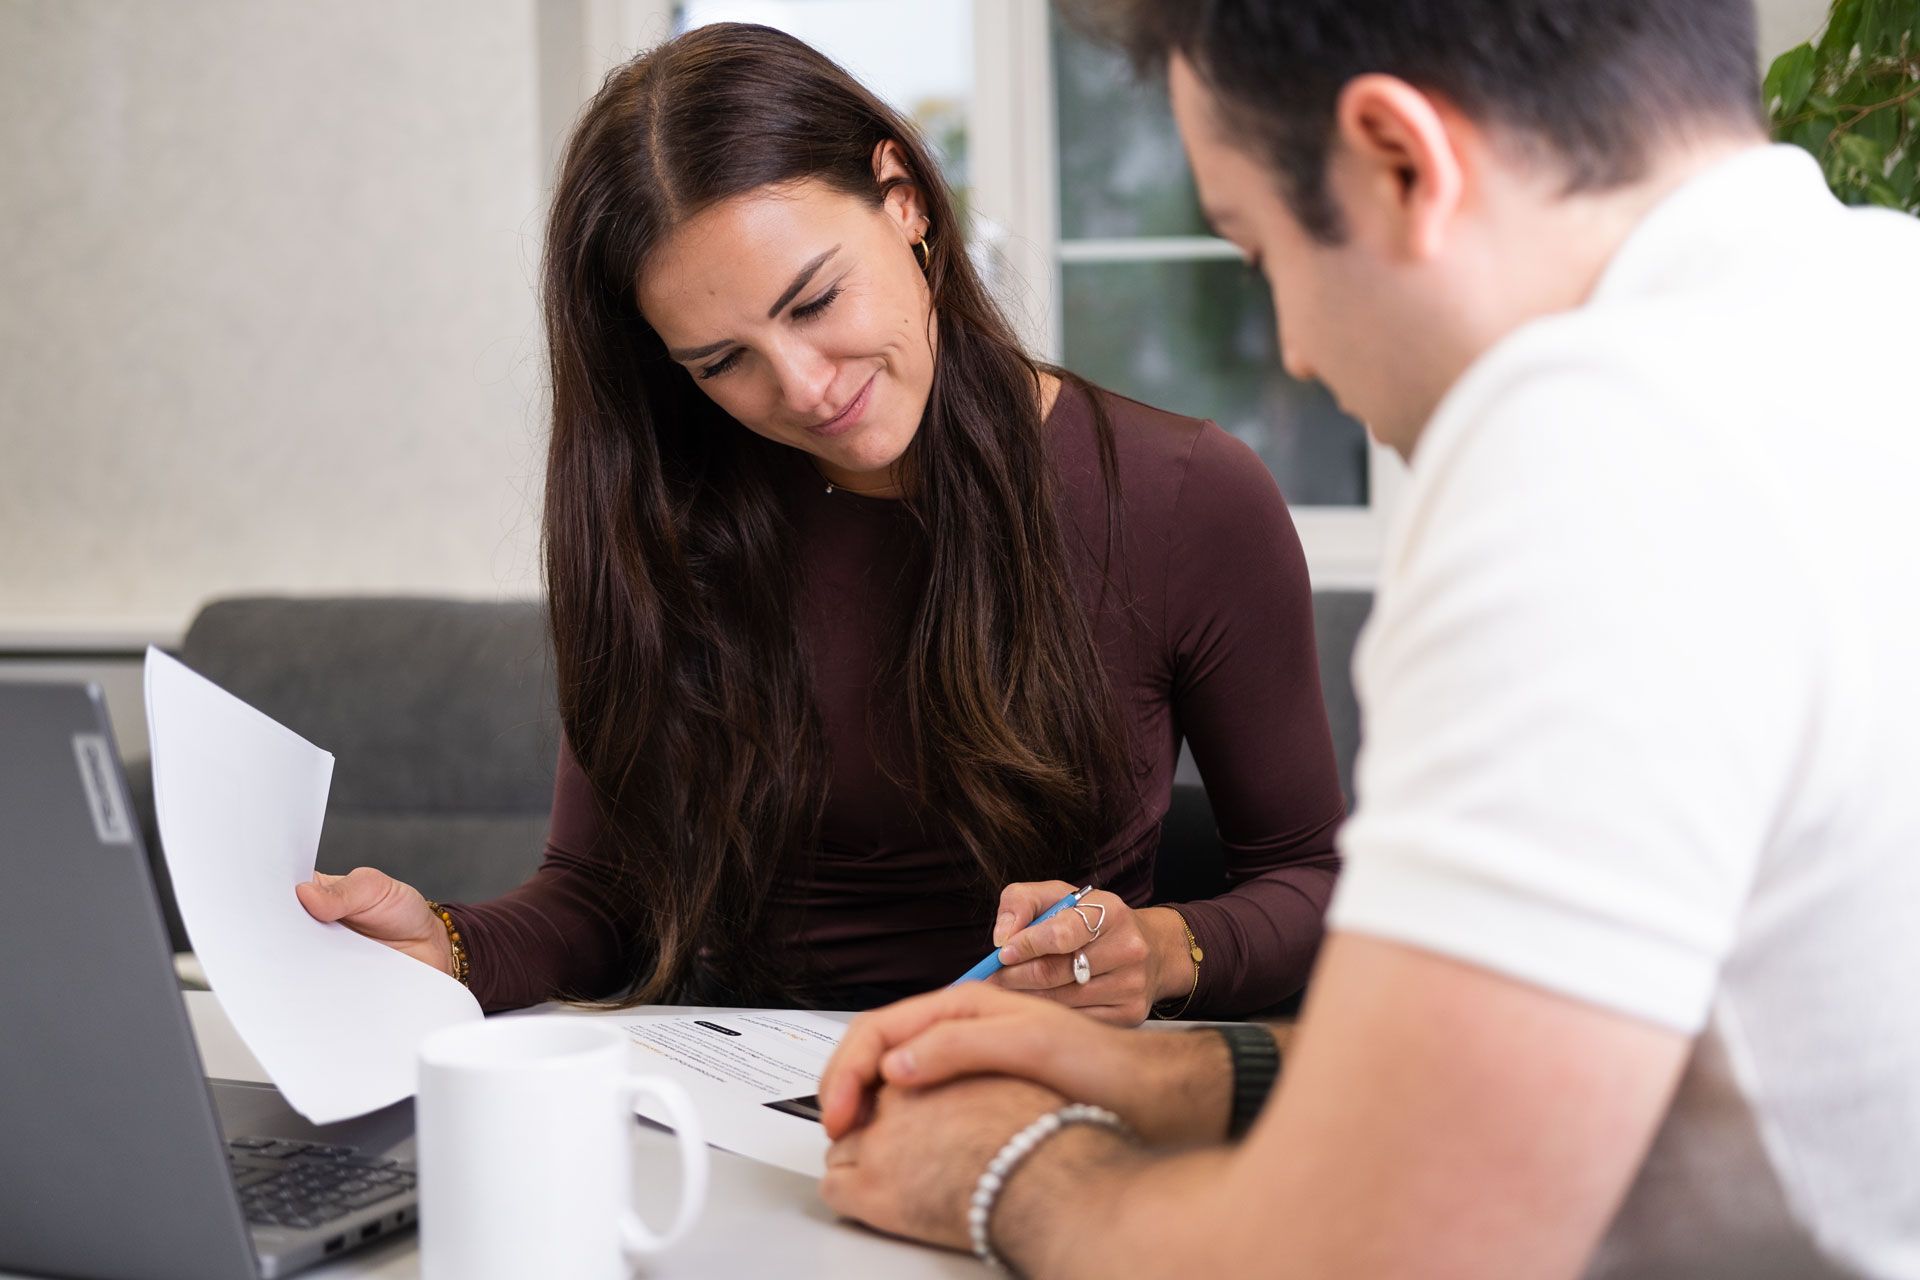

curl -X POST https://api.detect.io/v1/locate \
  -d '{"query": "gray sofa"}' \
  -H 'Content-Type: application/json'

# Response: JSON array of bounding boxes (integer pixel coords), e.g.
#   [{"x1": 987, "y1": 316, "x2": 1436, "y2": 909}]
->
[
  {"x1": 138, "y1": 592, "x2": 1371, "y2": 955},
  {"x1": 136, "y1": 598, "x2": 557, "y2": 952}
]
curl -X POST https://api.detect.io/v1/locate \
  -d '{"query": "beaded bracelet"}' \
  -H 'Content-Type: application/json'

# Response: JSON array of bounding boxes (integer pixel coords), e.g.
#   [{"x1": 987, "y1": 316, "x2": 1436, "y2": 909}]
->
[
  {"x1": 969, "y1": 1103, "x2": 1135, "y2": 1274},
  {"x1": 421, "y1": 899, "x2": 470, "y2": 986}
]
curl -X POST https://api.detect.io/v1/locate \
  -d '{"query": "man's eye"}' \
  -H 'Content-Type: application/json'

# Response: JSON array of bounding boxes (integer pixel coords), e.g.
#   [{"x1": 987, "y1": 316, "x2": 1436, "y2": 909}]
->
[
  {"x1": 792, "y1": 285, "x2": 841, "y2": 321},
  {"x1": 698, "y1": 350, "x2": 743, "y2": 380}
]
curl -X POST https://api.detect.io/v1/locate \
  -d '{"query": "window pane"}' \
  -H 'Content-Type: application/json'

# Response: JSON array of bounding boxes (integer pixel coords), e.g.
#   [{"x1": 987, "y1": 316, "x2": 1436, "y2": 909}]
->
[
  {"x1": 675, "y1": 1, "x2": 972, "y2": 198},
  {"x1": 1062, "y1": 259, "x2": 1370, "y2": 508},
  {"x1": 1052, "y1": 11, "x2": 1204, "y2": 240},
  {"x1": 1053, "y1": 18, "x2": 1369, "y2": 508}
]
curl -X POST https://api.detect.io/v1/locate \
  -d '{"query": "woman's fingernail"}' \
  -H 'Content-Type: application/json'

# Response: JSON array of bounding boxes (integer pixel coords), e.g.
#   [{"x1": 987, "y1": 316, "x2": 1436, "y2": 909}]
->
[
  {"x1": 884, "y1": 1049, "x2": 915, "y2": 1079},
  {"x1": 993, "y1": 912, "x2": 1014, "y2": 945}
]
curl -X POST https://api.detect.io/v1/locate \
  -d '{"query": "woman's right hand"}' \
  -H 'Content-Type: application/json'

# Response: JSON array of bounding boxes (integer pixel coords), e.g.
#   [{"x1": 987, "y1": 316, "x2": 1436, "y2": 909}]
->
[{"x1": 294, "y1": 867, "x2": 453, "y2": 976}]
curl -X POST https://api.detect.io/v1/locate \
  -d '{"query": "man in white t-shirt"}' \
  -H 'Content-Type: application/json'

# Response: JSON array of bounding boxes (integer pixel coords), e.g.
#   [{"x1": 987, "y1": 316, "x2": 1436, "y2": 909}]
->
[{"x1": 810, "y1": 2, "x2": 1920, "y2": 1276}]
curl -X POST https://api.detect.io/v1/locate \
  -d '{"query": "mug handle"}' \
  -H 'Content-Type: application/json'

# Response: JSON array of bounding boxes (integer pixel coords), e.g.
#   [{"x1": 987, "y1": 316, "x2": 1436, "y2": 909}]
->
[{"x1": 621, "y1": 1075, "x2": 709, "y2": 1257}]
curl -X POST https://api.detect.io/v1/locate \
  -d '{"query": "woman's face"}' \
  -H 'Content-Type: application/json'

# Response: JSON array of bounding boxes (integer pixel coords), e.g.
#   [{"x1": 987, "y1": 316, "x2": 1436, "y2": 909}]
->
[{"x1": 637, "y1": 148, "x2": 935, "y2": 496}]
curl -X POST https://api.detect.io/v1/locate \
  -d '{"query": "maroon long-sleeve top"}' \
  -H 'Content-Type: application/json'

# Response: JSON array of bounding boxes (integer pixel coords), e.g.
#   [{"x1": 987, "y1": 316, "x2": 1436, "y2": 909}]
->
[{"x1": 449, "y1": 382, "x2": 1346, "y2": 1016}]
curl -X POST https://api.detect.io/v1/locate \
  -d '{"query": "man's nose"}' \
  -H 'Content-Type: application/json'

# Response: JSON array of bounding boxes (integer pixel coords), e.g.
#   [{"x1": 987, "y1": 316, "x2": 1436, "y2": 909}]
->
[
  {"x1": 1279, "y1": 335, "x2": 1315, "y2": 385},
  {"x1": 1272, "y1": 304, "x2": 1315, "y2": 385}
]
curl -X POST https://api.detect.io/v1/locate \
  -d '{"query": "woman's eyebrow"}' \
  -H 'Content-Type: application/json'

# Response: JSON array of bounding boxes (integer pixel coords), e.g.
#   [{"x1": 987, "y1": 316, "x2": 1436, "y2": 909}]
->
[
  {"x1": 667, "y1": 336, "x2": 734, "y2": 362},
  {"x1": 766, "y1": 246, "x2": 840, "y2": 318}
]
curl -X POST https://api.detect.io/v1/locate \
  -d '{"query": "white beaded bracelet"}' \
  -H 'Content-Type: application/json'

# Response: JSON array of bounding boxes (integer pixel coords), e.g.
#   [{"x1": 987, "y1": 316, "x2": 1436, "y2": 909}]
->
[{"x1": 968, "y1": 1103, "x2": 1135, "y2": 1274}]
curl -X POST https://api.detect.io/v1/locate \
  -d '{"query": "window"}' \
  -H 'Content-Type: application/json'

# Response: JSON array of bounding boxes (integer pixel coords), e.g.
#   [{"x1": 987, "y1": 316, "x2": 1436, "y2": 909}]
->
[
  {"x1": 675, "y1": 0, "x2": 974, "y2": 199},
  {"x1": 972, "y1": 4, "x2": 1400, "y2": 584},
  {"x1": 1051, "y1": 13, "x2": 1371, "y2": 509}
]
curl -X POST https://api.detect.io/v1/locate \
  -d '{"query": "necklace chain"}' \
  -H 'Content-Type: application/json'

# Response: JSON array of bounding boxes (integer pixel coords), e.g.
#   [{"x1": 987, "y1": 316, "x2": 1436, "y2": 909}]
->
[{"x1": 812, "y1": 461, "x2": 894, "y2": 497}]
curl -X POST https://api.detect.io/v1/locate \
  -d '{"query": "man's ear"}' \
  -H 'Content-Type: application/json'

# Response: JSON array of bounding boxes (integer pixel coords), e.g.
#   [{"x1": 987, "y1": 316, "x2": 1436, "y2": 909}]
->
[
  {"x1": 871, "y1": 139, "x2": 928, "y2": 241},
  {"x1": 1332, "y1": 75, "x2": 1465, "y2": 261}
]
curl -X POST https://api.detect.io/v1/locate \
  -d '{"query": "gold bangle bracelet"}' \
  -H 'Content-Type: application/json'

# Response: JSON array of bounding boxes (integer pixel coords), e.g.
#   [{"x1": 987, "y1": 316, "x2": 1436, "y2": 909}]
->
[
  {"x1": 422, "y1": 899, "x2": 471, "y2": 986},
  {"x1": 1151, "y1": 907, "x2": 1203, "y2": 1020}
]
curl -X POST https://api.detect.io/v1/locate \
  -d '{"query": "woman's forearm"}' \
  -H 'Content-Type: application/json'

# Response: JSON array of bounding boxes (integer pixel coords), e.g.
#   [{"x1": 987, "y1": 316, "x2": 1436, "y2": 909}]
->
[
  {"x1": 444, "y1": 843, "x2": 640, "y2": 1012},
  {"x1": 1168, "y1": 851, "x2": 1342, "y2": 1015}
]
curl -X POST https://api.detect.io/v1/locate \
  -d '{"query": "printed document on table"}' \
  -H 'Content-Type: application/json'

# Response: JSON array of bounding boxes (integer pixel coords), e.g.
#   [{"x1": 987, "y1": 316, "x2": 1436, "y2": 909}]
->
[
  {"x1": 619, "y1": 1010, "x2": 846, "y2": 1177},
  {"x1": 145, "y1": 648, "x2": 481, "y2": 1123}
]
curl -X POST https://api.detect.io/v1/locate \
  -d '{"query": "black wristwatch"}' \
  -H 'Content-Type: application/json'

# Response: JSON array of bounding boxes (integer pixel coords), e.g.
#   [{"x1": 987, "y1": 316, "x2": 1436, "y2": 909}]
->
[{"x1": 1208, "y1": 1023, "x2": 1281, "y2": 1139}]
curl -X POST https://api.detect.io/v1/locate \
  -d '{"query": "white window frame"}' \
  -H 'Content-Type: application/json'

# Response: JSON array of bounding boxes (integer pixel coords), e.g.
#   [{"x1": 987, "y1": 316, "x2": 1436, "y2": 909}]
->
[{"x1": 971, "y1": 1, "x2": 1397, "y2": 589}]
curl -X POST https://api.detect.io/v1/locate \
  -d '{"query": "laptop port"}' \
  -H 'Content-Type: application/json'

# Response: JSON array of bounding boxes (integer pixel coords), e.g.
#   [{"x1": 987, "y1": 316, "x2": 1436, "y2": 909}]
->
[
  {"x1": 360, "y1": 1223, "x2": 380, "y2": 1241},
  {"x1": 323, "y1": 1236, "x2": 345, "y2": 1255}
]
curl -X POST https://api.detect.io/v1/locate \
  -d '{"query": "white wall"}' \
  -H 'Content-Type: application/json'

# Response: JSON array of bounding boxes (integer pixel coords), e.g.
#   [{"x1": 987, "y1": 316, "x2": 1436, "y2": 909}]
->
[
  {"x1": 1758, "y1": 0, "x2": 1834, "y2": 61},
  {"x1": 0, "y1": 1, "x2": 551, "y2": 644}
]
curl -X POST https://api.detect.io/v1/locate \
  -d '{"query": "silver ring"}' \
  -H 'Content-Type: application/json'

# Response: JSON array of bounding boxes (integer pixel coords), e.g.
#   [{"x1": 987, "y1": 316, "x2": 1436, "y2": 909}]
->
[
  {"x1": 1071, "y1": 901, "x2": 1106, "y2": 939},
  {"x1": 1072, "y1": 951, "x2": 1092, "y2": 985}
]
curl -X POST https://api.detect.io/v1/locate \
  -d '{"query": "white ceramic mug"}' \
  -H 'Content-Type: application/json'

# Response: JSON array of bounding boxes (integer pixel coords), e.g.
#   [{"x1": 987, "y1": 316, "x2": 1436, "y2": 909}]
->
[{"x1": 415, "y1": 1019, "x2": 709, "y2": 1280}]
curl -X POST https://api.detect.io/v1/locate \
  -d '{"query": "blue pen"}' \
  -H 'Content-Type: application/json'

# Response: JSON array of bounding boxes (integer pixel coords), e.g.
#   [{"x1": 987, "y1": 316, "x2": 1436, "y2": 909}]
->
[{"x1": 948, "y1": 885, "x2": 1093, "y2": 986}]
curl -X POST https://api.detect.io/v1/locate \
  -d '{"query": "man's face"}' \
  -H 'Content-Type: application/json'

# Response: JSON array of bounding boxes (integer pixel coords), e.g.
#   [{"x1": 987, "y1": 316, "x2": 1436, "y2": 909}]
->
[{"x1": 1169, "y1": 55, "x2": 1443, "y2": 454}]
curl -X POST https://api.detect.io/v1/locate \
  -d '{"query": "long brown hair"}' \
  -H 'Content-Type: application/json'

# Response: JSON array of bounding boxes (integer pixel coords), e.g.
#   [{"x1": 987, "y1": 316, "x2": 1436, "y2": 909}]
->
[{"x1": 543, "y1": 22, "x2": 1131, "y2": 1006}]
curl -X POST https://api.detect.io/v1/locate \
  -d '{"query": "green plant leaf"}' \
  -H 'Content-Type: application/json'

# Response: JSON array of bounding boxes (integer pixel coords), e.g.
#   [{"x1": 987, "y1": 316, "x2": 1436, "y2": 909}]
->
[
  {"x1": 1823, "y1": 157, "x2": 1859, "y2": 202},
  {"x1": 1859, "y1": 0, "x2": 1888, "y2": 55},
  {"x1": 1793, "y1": 0, "x2": 1920, "y2": 216},
  {"x1": 1860, "y1": 102, "x2": 1903, "y2": 150},
  {"x1": 1791, "y1": 115, "x2": 1839, "y2": 159},
  {"x1": 1838, "y1": 131, "x2": 1890, "y2": 174},
  {"x1": 1766, "y1": 43, "x2": 1820, "y2": 118},
  {"x1": 1886, "y1": 150, "x2": 1918, "y2": 208},
  {"x1": 1819, "y1": 0, "x2": 1865, "y2": 58}
]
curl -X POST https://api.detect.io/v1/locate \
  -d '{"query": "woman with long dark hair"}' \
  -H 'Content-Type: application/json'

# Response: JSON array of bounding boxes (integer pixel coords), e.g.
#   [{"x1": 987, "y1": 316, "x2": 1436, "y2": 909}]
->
[{"x1": 297, "y1": 22, "x2": 1346, "y2": 1023}]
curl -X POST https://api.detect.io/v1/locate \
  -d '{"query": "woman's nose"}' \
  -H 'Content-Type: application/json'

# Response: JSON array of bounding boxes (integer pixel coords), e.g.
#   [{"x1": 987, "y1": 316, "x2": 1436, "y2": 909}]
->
[{"x1": 767, "y1": 341, "x2": 836, "y2": 418}]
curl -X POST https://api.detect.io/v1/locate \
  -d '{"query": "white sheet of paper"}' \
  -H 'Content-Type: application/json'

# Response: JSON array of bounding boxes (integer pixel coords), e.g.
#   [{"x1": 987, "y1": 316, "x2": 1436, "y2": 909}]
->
[
  {"x1": 619, "y1": 1010, "x2": 845, "y2": 1177},
  {"x1": 144, "y1": 647, "x2": 481, "y2": 1123}
]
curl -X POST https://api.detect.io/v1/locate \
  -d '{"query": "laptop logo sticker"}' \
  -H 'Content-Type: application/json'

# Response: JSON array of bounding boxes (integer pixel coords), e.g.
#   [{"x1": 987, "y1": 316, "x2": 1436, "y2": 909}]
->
[{"x1": 72, "y1": 734, "x2": 133, "y2": 845}]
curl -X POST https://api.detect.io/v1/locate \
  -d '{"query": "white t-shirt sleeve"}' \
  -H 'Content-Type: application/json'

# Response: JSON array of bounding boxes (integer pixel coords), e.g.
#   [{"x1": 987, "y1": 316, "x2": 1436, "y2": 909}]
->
[{"x1": 1329, "y1": 347, "x2": 1817, "y2": 1033}]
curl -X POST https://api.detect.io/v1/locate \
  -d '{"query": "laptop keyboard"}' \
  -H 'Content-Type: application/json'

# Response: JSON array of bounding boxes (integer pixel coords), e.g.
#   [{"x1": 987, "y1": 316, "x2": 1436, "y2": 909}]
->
[{"x1": 226, "y1": 1137, "x2": 417, "y2": 1230}]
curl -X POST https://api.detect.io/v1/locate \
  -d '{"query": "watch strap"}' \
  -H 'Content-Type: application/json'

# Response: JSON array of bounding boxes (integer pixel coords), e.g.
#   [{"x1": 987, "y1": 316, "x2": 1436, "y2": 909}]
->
[{"x1": 1212, "y1": 1023, "x2": 1281, "y2": 1139}]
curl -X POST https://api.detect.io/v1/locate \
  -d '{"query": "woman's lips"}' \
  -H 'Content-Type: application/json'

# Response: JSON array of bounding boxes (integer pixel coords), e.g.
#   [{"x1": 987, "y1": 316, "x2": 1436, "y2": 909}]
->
[{"x1": 807, "y1": 374, "x2": 876, "y2": 438}]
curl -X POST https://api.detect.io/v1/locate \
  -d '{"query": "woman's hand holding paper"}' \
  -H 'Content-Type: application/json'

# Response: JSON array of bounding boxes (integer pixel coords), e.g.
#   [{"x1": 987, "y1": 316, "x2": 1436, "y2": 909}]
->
[{"x1": 294, "y1": 866, "x2": 453, "y2": 976}]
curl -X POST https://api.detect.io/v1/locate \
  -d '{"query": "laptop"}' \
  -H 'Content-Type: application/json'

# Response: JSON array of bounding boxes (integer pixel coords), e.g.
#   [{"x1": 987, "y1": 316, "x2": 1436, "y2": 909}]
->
[{"x1": 0, "y1": 681, "x2": 418, "y2": 1280}]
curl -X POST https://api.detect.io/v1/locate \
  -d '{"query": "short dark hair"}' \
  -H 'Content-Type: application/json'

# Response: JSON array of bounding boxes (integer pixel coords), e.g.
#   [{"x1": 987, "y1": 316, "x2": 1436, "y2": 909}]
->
[{"x1": 1080, "y1": 0, "x2": 1766, "y2": 242}]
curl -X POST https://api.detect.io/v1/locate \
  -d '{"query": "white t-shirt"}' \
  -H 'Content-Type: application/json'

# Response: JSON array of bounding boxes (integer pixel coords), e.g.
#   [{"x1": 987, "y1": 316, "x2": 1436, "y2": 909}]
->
[{"x1": 1328, "y1": 145, "x2": 1920, "y2": 1278}]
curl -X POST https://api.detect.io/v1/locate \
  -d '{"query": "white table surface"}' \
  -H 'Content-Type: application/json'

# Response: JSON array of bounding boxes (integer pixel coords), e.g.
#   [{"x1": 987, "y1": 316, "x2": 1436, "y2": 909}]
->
[{"x1": 14, "y1": 991, "x2": 981, "y2": 1280}]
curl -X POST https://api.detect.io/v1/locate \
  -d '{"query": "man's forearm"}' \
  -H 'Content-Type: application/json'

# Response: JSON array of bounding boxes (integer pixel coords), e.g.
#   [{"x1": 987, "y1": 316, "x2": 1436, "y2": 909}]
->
[
  {"x1": 990, "y1": 1020, "x2": 1290, "y2": 1280},
  {"x1": 1127, "y1": 1025, "x2": 1234, "y2": 1145},
  {"x1": 1128, "y1": 1022, "x2": 1289, "y2": 1146},
  {"x1": 988, "y1": 1023, "x2": 1292, "y2": 1276},
  {"x1": 993, "y1": 1131, "x2": 1242, "y2": 1278}
]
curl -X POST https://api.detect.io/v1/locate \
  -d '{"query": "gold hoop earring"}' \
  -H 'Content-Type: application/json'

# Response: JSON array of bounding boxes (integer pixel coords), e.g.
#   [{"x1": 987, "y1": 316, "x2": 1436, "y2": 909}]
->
[{"x1": 913, "y1": 236, "x2": 932, "y2": 272}]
